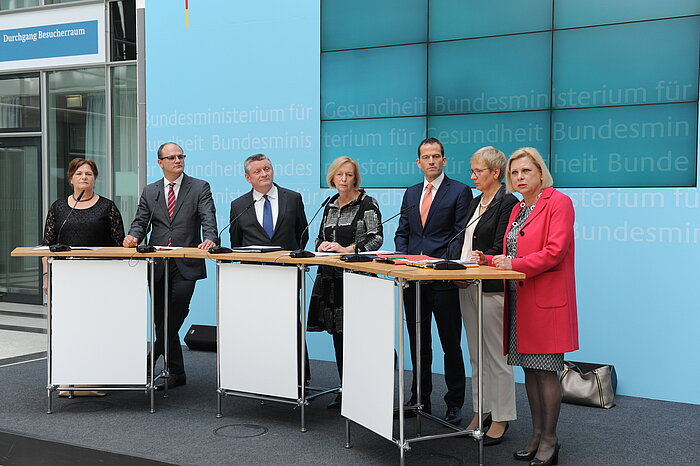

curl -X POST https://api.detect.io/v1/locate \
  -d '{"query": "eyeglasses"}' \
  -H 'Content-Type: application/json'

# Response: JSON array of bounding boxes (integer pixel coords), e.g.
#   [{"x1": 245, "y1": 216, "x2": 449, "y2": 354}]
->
[
  {"x1": 469, "y1": 167, "x2": 491, "y2": 176},
  {"x1": 159, "y1": 154, "x2": 186, "y2": 161}
]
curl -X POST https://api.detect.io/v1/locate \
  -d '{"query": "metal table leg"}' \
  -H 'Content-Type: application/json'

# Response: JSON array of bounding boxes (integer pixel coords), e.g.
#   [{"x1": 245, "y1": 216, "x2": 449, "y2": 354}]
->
[
  {"x1": 415, "y1": 281, "x2": 422, "y2": 436},
  {"x1": 149, "y1": 258, "x2": 156, "y2": 413},
  {"x1": 163, "y1": 257, "x2": 170, "y2": 398},
  {"x1": 46, "y1": 258, "x2": 53, "y2": 414},
  {"x1": 299, "y1": 264, "x2": 307, "y2": 433}
]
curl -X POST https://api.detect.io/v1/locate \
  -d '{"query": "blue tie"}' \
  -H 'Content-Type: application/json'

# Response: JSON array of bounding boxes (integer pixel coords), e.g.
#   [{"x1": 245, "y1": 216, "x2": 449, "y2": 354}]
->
[{"x1": 262, "y1": 194, "x2": 274, "y2": 238}]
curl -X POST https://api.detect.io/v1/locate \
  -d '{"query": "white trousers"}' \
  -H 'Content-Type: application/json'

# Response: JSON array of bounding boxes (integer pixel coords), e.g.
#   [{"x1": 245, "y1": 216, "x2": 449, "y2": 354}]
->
[{"x1": 459, "y1": 287, "x2": 516, "y2": 421}]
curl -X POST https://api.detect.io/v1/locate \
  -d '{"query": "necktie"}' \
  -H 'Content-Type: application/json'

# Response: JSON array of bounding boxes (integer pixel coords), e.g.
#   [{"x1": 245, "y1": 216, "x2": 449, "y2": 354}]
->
[
  {"x1": 167, "y1": 182, "x2": 176, "y2": 246},
  {"x1": 167, "y1": 182, "x2": 176, "y2": 218},
  {"x1": 420, "y1": 183, "x2": 433, "y2": 226},
  {"x1": 262, "y1": 194, "x2": 274, "y2": 238}
]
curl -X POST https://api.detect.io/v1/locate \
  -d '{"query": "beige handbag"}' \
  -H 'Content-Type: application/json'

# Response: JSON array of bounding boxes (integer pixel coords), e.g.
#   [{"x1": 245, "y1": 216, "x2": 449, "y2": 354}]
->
[{"x1": 560, "y1": 361, "x2": 617, "y2": 409}]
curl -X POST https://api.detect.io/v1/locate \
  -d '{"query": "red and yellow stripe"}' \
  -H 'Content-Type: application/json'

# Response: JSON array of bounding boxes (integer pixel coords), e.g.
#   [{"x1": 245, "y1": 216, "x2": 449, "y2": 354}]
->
[{"x1": 185, "y1": 0, "x2": 189, "y2": 27}]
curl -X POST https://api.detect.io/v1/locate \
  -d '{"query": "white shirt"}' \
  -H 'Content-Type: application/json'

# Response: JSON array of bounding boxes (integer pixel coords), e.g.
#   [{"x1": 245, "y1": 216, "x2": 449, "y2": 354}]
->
[
  {"x1": 419, "y1": 172, "x2": 445, "y2": 207},
  {"x1": 163, "y1": 173, "x2": 184, "y2": 200},
  {"x1": 252, "y1": 184, "x2": 279, "y2": 228},
  {"x1": 460, "y1": 207, "x2": 481, "y2": 260}
]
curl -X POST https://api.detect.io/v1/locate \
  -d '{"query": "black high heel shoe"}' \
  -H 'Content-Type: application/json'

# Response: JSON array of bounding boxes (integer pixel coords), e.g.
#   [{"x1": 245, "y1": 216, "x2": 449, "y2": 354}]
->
[
  {"x1": 513, "y1": 449, "x2": 536, "y2": 461},
  {"x1": 483, "y1": 421, "x2": 509, "y2": 446},
  {"x1": 529, "y1": 443, "x2": 560, "y2": 466}
]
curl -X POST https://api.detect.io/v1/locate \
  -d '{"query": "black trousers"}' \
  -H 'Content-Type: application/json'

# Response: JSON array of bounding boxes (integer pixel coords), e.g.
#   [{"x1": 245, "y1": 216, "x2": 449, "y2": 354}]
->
[
  {"x1": 403, "y1": 282, "x2": 465, "y2": 408},
  {"x1": 152, "y1": 259, "x2": 196, "y2": 376}
]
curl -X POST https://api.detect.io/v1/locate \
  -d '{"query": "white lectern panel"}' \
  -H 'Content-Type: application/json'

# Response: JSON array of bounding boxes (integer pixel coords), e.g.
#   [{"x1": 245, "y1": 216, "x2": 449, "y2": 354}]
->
[
  {"x1": 342, "y1": 273, "x2": 395, "y2": 440},
  {"x1": 51, "y1": 260, "x2": 147, "y2": 385},
  {"x1": 219, "y1": 263, "x2": 298, "y2": 399}
]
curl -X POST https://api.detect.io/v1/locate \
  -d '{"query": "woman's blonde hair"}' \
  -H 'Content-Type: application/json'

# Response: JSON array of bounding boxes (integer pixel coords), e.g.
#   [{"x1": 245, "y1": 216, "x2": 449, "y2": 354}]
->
[
  {"x1": 471, "y1": 146, "x2": 506, "y2": 181},
  {"x1": 505, "y1": 147, "x2": 553, "y2": 192},
  {"x1": 326, "y1": 156, "x2": 361, "y2": 189}
]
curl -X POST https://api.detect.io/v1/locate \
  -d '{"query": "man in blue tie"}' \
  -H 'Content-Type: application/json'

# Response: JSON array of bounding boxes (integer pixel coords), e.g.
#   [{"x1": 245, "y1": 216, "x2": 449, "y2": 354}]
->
[{"x1": 229, "y1": 154, "x2": 308, "y2": 250}]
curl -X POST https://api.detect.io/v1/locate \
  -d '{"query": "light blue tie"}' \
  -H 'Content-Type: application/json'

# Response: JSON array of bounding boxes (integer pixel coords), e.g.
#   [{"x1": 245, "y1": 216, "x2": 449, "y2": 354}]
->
[{"x1": 262, "y1": 194, "x2": 274, "y2": 238}]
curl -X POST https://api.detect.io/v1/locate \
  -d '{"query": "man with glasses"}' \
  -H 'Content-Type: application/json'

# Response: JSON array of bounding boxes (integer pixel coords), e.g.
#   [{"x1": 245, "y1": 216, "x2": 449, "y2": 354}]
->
[
  {"x1": 124, "y1": 142, "x2": 218, "y2": 389},
  {"x1": 394, "y1": 137, "x2": 472, "y2": 424}
]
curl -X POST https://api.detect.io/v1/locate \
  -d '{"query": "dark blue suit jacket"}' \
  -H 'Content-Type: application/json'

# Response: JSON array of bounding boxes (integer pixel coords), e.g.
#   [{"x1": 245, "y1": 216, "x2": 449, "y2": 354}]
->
[{"x1": 394, "y1": 174, "x2": 473, "y2": 260}]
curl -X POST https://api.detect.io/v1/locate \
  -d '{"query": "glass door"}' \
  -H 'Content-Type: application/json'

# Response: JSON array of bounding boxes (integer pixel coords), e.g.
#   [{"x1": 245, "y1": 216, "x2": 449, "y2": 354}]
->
[{"x1": 0, "y1": 137, "x2": 42, "y2": 303}]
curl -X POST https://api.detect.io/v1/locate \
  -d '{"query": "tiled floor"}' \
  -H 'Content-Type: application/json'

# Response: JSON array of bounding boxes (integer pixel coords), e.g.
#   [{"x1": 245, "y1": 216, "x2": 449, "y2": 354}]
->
[{"x1": 0, "y1": 302, "x2": 46, "y2": 366}]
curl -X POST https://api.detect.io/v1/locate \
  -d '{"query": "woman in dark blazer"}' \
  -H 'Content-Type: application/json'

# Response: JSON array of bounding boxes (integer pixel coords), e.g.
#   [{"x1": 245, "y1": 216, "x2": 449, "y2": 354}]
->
[
  {"x1": 474, "y1": 147, "x2": 578, "y2": 466},
  {"x1": 457, "y1": 146, "x2": 518, "y2": 444}
]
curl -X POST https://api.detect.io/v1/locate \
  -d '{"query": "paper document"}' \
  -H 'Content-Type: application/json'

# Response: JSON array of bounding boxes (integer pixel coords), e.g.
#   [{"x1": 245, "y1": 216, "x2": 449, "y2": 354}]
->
[{"x1": 32, "y1": 246, "x2": 102, "y2": 250}]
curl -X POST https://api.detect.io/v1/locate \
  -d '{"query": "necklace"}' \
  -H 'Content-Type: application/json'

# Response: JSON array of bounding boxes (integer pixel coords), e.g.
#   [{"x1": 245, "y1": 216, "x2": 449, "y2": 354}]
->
[
  {"x1": 520, "y1": 191, "x2": 542, "y2": 208},
  {"x1": 479, "y1": 191, "x2": 497, "y2": 209},
  {"x1": 73, "y1": 193, "x2": 95, "y2": 203}
]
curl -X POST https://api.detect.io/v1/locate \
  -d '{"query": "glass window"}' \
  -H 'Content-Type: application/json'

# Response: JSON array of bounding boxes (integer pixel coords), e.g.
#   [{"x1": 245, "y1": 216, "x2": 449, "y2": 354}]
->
[
  {"x1": 44, "y1": 0, "x2": 85, "y2": 4},
  {"x1": 322, "y1": 0, "x2": 427, "y2": 51},
  {"x1": 428, "y1": 111, "x2": 551, "y2": 186},
  {"x1": 322, "y1": 44, "x2": 427, "y2": 120},
  {"x1": 0, "y1": 137, "x2": 41, "y2": 303},
  {"x1": 430, "y1": 0, "x2": 551, "y2": 41},
  {"x1": 111, "y1": 65, "x2": 137, "y2": 225},
  {"x1": 0, "y1": 74, "x2": 40, "y2": 132},
  {"x1": 553, "y1": 18, "x2": 700, "y2": 109},
  {"x1": 322, "y1": 117, "x2": 426, "y2": 188},
  {"x1": 48, "y1": 67, "x2": 106, "y2": 203},
  {"x1": 0, "y1": 0, "x2": 40, "y2": 10},
  {"x1": 429, "y1": 33, "x2": 552, "y2": 115},
  {"x1": 551, "y1": 103, "x2": 697, "y2": 187},
  {"x1": 110, "y1": 0, "x2": 136, "y2": 61},
  {"x1": 555, "y1": 0, "x2": 700, "y2": 29}
]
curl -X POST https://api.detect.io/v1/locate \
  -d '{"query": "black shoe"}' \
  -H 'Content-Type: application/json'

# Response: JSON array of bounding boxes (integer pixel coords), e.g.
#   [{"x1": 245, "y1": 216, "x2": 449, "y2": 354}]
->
[
  {"x1": 155, "y1": 372, "x2": 186, "y2": 391},
  {"x1": 529, "y1": 444, "x2": 560, "y2": 466},
  {"x1": 397, "y1": 398, "x2": 431, "y2": 418},
  {"x1": 327, "y1": 394, "x2": 342, "y2": 409},
  {"x1": 483, "y1": 421, "x2": 509, "y2": 446},
  {"x1": 444, "y1": 406, "x2": 463, "y2": 425},
  {"x1": 513, "y1": 450, "x2": 536, "y2": 461}
]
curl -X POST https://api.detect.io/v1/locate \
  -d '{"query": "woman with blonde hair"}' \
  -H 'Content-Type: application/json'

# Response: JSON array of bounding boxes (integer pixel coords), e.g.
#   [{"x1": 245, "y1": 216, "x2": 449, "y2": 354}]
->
[
  {"x1": 457, "y1": 146, "x2": 519, "y2": 444},
  {"x1": 473, "y1": 148, "x2": 578, "y2": 465},
  {"x1": 308, "y1": 156, "x2": 383, "y2": 408}
]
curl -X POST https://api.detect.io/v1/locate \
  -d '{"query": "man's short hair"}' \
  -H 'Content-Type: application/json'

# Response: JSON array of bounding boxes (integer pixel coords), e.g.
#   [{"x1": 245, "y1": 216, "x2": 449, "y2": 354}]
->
[
  {"x1": 244, "y1": 153, "x2": 271, "y2": 174},
  {"x1": 417, "y1": 137, "x2": 444, "y2": 157},
  {"x1": 157, "y1": 142, "x2": 183, "y2": 158}
]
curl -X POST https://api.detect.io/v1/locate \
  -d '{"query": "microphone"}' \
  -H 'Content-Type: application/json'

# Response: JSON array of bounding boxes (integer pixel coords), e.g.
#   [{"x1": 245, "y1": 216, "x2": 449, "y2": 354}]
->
[
  {"x1": 340, "y1": 204, "x2": 416, "y2": 263},
  {"x1": 208, "y1": 197, "x2": 259, "y2": 254},
  {"x1": 50, "y1": 190, "x2": 85, "y2": 252},
  {"x1": 136, "y1": 191, "x2": 161, "y2": 253},
  {"x1": 432, "y1": 196, "x2": 504, "y2": 270},
  {"x1": 290, "y1": 196, "x2": 332, "y2": 258}
]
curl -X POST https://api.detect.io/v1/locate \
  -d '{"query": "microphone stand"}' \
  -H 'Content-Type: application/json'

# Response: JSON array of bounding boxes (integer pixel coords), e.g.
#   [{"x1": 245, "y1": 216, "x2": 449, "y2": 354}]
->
[
  {"x1": 209, "y1": 197, "x2": 259, "y2": 254},
  {"x1": 50, "y1": 190, "x2": 85, "y2": 252},
  {"x1": 137, "y1": 191, "x2": 161, "y2": 253},
  {"x1": 340, "y1": 204, "x2": 415, "y2": 263},
  {"x1": 432, "y1": 196, "x2": 503, "y2": 270},
  {"x1": 290, "y1": 196, "x2": 332, "y2": 258}
]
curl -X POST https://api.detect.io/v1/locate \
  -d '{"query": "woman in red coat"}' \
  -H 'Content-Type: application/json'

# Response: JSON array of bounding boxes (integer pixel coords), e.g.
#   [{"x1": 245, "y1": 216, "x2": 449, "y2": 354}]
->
[{"x1": 473, "y1": 147, "x2": 578, "y2": 466}]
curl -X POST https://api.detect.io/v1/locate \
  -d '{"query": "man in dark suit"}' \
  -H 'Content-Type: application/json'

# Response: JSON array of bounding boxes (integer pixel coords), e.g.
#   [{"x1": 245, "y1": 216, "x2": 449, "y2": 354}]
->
[
  {"x1": 229, "y1": 153, "x2": 310, "y2": 382},
  {"x1": 229, "y1": 153, "x2": 308, "y2": 250},
  {"x1": 124, "y1": 142, "x2": 218, "y2": 390},
  {"x1": 394, "y1": 137, "x2": 473, "y2": 425}
]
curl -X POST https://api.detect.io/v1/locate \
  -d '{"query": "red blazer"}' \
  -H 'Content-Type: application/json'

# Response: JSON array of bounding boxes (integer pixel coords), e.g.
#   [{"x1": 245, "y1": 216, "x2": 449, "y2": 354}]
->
[{"x1": 487, "y1": 187, "x2": 579, "y2": 355}]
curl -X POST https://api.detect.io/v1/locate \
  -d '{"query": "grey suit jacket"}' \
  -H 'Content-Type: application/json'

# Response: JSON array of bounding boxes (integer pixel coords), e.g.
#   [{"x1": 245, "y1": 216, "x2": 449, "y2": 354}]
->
[
  {"x1": 229, "y1": 184, "x2": 308, "y2": 251},
  {"x1": 128, "y1": 173, "x2": 218, "y2": 280}
]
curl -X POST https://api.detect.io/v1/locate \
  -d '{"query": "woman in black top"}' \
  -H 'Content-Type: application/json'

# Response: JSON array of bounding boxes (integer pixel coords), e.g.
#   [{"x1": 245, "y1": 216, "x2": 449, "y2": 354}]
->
[
  {"x1": 43, "y1": 159, "x2": 124, "y2": 247},
  {"x1": 456, "y1": 146, "x2": 519, "y2": 443},
  {"x1": 308, "y1": 156, "x2": 383, "y2": 408},
  {"x1": 42, "y1": 157, "x2": 125, "y2": 287},
  {"x1": 41, "y1": 157, "x2": 125, "y2": 397}
]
